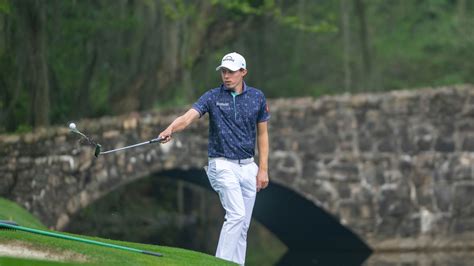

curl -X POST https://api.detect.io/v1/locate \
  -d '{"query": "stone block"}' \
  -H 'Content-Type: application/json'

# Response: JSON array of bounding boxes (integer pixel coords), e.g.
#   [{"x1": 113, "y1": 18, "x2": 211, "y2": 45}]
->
[
  {"x1": 416, "y1": 136, "x2": 433, "y2": 151},
  {"x1": 378, "y1": 184, "x2": 414, "y2": 218},
  {"x1": 400, "y1": 131, "x2": 415, "y2": 153},
  {"x1": 312, "y1": 134, "x2": 337, "y2": 153},
  {"x1": 452, "y1": 164, "x2": 473, "y2": 180},
  {"x1": 434, "y1": 137, "x2": 455, "y2": 152},
  {"x1": 360, "y1": 157, "x2": 390, "y2": 186},
  {"x1": 452, "y1": 218, "x2": 474, "y2": 234},
  {"x1": 351, "y1": 218, "x2": 375, "y2": 235},
  {"x1": 377, "y1": 139, "x2": 396, "y2": 152},
  {"x1": 358, "y1": 134, "x2": 373, "y2": 152},
  {"x1": 452, "y1": 183, "x2": 474, "y2": 217},
  {"x1": 428, "y1": 92, "x2": 464, "y2": 117},
  {"x1": 375, "y1": 217, "x2": 399, "y2": 237},
  {"x1": 398, "y1": 156, "x2": 413, "y2": 175},
  {"x1": 457, "y1": 119, "x2": 474, "y2": 132},
  {"x1": 398, "y1": 215, "x2": 420, "y2": 237},
  {"x1": 336, "y1": 183, "x2": 351, "y2": 199},
  {"x1": 462, "y1": 136, "x2": 474, "y2": 151},
  {"x1": 431, "y1": 214, "x2": 451, "y2": 235},
  {"x1": 300, "y1": 180, "x2": 338, "y2": 204},
  {"x1": 353, "y1": 186, "x2": 373, "y2": 205},
  {"x1": 433, "y1": 182, "x2": 452, "y2": 212},
  {"x1": 338, "y1": 200, "x2": 360, "y2": 221},
  {"x1": 329, "y1": 162, "x2": 359, "y2": 182},
  {"x1": 0, "y1": 173, "x2": 14, "y2": 195}
]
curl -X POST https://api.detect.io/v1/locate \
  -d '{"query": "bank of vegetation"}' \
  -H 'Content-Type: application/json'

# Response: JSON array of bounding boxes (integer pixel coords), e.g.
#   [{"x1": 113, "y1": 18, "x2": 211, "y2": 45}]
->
[{"x1": 0, "y1": 198, "x2": 233, "y2": 265}]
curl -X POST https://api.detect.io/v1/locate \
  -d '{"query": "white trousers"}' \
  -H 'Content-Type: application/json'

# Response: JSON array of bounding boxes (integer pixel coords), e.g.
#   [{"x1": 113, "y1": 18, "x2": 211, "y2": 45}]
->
[{"x1": 206, "y1": 157, "x2": 258, "y2": 265}]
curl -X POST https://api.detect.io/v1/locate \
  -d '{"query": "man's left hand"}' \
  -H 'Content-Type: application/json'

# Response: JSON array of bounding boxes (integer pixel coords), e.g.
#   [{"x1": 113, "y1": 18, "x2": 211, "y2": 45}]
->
[{"x1": 256, "y1": 169, "x2": 269, "y2": 192}]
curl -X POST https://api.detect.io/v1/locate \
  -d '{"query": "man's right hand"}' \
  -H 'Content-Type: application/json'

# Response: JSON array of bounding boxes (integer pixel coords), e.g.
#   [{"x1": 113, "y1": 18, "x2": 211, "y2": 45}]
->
[{"x1": 158, "y1": 127, "x2": 173, "y2": 143}]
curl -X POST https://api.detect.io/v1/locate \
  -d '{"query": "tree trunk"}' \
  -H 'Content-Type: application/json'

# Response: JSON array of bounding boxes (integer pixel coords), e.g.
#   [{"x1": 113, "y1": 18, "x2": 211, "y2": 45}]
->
[
  {"x1": 340, "y1": 0, "x2": 352, "y2": 91},
  {"x1": 457, "y1": 0, "x2": 466, "y2": 22},
  {"x1": 354, "y1": 0, "x2": 372, "y2": 90},
  {"x1": 15, "y1": 0, "x2": 50, "y2": 128},
  {"x1": 0, "y1": 14, "x2": 15, "y2": 132},
  {"x1": 77, "y1": 41, "x2": 97, "y2": 117}
]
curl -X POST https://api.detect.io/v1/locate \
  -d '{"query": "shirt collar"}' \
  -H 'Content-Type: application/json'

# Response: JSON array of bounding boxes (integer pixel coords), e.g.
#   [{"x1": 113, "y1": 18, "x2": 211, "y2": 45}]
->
[{"x1": 221, "y1": 81, "x2": 248, "y2": 95}]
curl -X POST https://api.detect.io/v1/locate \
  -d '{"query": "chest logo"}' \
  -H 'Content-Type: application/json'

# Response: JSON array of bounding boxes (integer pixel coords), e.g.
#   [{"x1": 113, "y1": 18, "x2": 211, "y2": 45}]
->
[{"x1": 216, "y1": 102, "x2": 230, "y2": 107}]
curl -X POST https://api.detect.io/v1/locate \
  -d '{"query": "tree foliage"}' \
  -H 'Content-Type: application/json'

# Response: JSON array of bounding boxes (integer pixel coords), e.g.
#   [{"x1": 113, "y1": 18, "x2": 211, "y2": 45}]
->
[{"x1": 0, "y1": 0, "x2": 473, "y2": 133}]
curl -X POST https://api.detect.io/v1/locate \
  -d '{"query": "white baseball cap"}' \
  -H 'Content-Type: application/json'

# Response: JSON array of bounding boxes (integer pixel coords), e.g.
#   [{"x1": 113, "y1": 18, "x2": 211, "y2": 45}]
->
[{"x1": 215, "y1": 52, "x2": 246, "y2": 71}]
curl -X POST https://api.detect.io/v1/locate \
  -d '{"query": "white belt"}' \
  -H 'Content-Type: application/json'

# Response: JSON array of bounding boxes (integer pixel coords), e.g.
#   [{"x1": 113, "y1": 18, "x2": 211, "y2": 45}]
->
[{"x1": 212, "y1": 157, "x2": 254, "y2": 165}]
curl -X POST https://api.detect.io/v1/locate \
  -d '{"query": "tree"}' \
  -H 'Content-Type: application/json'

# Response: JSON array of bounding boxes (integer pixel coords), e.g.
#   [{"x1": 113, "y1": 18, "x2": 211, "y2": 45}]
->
[
  {"x1": 340, "y1": 0, "x2": 352, "y2": 91},
  {"x1": 354, "y1": 0, "x2": 372, "y2": 90},
  {"x1": 14, "y1": 0, "x2": 50, "y2": 128}
]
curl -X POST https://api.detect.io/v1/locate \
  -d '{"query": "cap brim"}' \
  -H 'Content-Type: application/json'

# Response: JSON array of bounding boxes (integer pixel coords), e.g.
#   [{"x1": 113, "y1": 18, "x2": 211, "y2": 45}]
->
[{"x1": 215, "y1": 63, "x2": 241, "y2": 71}]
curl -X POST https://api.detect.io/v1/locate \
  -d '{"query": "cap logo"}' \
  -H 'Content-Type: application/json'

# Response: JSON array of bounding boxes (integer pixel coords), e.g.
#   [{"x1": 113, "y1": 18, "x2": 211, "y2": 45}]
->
[{"x1": 223, "y1": 56, "x2": 234, "y2": 62}]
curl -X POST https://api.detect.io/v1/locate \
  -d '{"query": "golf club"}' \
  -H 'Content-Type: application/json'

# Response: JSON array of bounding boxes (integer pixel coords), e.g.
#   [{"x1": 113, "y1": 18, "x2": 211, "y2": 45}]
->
[
  {"x1": 0, "y1": 220, "x2": 163, "y2": 257},
  {"x1": 69, "y1": 123, "x2": 163, "y2": 157}
]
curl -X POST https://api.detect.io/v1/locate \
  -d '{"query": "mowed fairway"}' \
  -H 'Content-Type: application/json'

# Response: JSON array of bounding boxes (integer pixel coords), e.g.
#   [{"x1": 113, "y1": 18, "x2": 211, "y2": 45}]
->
[{"x1": 0, "y1": 198, "x2": 234, "y2": 265}]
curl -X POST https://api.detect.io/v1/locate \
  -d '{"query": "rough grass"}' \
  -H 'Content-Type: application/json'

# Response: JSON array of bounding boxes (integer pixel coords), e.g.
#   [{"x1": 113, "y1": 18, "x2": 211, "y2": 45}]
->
[
  {"x1": 0, "y1": 198, "x2": 46, "y2": 229},
  {"x1": 0, "y1": 198, "x2": 234, "y2": 265}
]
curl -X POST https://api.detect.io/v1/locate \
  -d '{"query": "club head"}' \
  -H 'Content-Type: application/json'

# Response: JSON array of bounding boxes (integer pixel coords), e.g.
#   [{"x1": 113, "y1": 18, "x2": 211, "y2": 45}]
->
[
  {"x1": 94, "y1": 144, "x2": 102, "y2": 157},
  {"x1": 69, "y1": 127, "x2": 86, "y2": 139}
]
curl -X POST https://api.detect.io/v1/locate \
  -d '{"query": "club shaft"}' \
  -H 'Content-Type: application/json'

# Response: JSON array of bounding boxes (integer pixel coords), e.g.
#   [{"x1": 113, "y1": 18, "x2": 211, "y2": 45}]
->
[
  {"x1": 71, "y1": 129, "x2": 96, "y2": 145},
  {"x1": 71, "y1": 129, "x2": 88, "y2": 140},
  {"x1": 0, "y1": 222, "x2": 162, "y2": 257},
  {"x1": 100, "y1": 141, "x2": 151, "y2": 154}
]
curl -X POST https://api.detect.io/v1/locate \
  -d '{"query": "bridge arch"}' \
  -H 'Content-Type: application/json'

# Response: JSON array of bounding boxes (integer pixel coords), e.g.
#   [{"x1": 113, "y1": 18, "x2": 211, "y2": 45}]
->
[
  {"x1": 157, "y1": 168, "x2": 371, "y2": 252},
  {"x1": 66, "y1": 167, "x2": 372, "y2": 265}
]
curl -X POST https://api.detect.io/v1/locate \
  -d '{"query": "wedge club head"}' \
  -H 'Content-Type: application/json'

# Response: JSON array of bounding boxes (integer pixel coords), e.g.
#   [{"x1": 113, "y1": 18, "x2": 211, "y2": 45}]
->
[{"x1": 94, "y1": 144, "x2": 102, "y2": 157}]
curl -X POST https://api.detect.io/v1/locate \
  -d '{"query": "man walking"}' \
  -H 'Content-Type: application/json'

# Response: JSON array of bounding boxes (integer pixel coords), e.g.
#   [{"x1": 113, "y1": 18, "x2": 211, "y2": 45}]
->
[{"x1": 158, "y1": 52, "x2": 270, "y2": 265}]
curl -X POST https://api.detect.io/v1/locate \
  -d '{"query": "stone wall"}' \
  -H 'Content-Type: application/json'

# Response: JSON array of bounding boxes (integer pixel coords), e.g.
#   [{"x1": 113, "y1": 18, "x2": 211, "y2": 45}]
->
[
  {"x1": 269, "y1": 84, "x2": 474, "y2": 251},
  {"x1": 1, "y1": 84, "x2": 474, "y2": 251}
]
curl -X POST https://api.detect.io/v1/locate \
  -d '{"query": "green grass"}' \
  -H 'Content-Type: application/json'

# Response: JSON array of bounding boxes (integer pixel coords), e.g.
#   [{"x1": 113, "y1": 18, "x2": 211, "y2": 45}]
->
[
  {"x1": 0, "y1": 198, "x2": 46, "y2": 229},
  {"x1": 0, "y1": 198, "x2": 235, "y2": 265}
]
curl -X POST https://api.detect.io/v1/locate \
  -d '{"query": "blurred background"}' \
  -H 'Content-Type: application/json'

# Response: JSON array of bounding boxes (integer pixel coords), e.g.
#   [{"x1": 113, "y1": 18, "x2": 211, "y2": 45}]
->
[
  {"x1": 1, "y1": 1, "x2": 474, "y2": 265},
  {"x1": 1, "y1": 0, "x2": 473, "y2": 133}
]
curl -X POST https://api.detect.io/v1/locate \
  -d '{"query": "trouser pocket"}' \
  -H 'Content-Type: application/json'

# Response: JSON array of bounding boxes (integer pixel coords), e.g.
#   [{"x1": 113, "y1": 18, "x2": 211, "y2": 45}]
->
[{"x1": 206, "y1": 159, "x2": 220, "y2": 192}]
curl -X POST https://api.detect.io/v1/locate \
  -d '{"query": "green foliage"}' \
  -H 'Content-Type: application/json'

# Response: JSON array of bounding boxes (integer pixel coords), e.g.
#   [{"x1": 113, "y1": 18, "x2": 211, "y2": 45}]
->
[
  {"x1": 1, "y1": 0, "x2": 474, "y2": 132},
  {"x1": 211, "y1": 0, "x2": 270, "y2": 15},
  {"x1": 211, "y1": 0, "x2": 337, "y2": 33},
  {"x1": 277, "y1": 15, "x2": 337, "y2": 33},
  {"x1": 161, "y1": 0, "x2": 192, "y2": 20},
  {"x1": 0, "y1": 0, "x2": 10, "y2": 14},
  {"x1": 367, "y1": 0, "x2": 474, "y2": 90},
  {"x1": 13, "y1": 124, "x2": 33, "y2": 134}
]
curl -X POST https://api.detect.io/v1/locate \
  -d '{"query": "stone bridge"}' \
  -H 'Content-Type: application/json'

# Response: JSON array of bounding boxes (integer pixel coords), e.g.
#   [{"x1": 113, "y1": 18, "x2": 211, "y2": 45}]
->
[{"x1": 2, "y1": 85, "x2": 474, "y2": 254}]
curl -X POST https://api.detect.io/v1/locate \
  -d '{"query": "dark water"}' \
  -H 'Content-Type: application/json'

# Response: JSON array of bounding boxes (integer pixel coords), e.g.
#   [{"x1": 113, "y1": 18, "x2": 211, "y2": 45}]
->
[
  {"x1": 65, "y1": 173, "x2": 473, "y2": 266},
  {"x1": 364, "y1": 251, "x2": 474, "y2": 266}
]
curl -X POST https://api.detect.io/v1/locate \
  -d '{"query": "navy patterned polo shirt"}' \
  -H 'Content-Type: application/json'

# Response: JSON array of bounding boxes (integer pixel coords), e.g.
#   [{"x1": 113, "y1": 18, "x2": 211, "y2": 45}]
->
[{"x1": 192, "y1": 82, "x2": 270, "y2": 160}]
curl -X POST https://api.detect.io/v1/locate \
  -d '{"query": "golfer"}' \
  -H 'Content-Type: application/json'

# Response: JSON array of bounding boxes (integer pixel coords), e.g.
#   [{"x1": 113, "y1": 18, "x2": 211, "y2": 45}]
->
[{"x1": 158, "y1": 52, "x2": 270, "y2": 265}]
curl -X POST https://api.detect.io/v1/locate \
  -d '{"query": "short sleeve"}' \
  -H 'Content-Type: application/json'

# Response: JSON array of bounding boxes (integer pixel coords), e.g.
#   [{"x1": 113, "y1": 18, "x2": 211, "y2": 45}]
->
[
  {"x1": 192, "y1": 90, "x2": 213, "y2": 118},
  {"x1": 257, "y1": 95, "x2": 270, "y2": 123}
]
